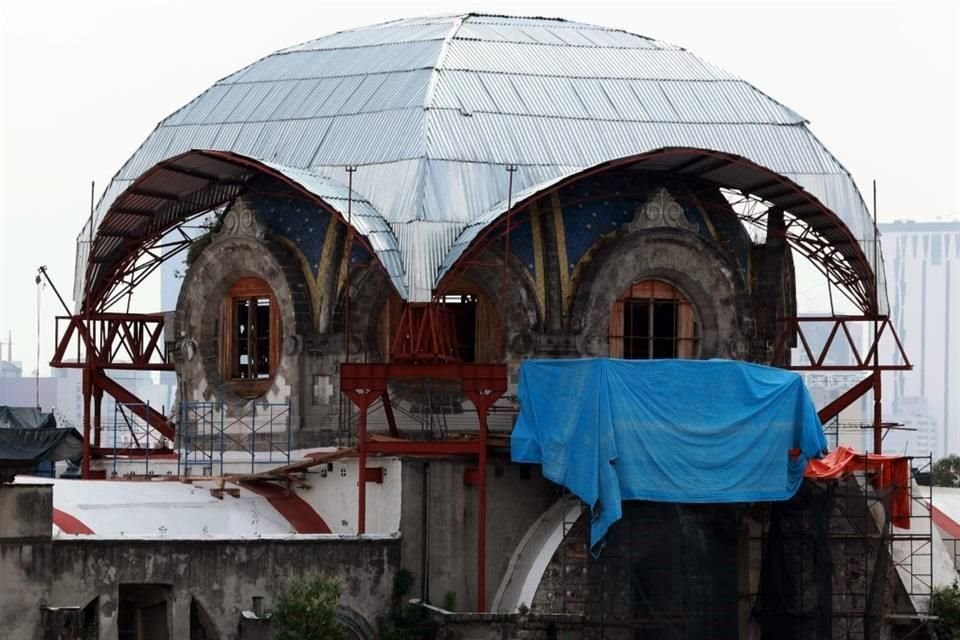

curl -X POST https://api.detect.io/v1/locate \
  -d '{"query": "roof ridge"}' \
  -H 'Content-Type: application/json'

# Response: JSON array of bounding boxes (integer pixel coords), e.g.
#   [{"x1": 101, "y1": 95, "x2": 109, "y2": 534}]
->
[{"x1": 415, "y1": 15, "x2": 468, "y2": 224}]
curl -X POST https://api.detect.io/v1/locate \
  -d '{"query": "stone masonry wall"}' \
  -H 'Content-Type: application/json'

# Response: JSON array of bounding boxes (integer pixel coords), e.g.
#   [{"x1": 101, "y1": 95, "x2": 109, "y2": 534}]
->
[{"x1": 0, "y1": 535, "x2": 399, "y2": 640}]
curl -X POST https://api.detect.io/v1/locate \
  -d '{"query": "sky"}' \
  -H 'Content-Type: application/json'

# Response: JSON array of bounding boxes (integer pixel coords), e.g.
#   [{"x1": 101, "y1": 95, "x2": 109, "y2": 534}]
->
[{"x1": 0, "y1": 0, "x2": 958, "y2": 376}]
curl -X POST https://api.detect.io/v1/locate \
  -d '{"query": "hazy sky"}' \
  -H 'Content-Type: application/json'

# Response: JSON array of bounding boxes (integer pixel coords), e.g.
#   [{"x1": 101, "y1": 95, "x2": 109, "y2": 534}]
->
[{"x1": 1, "y1": 0, "x2": 958, "y2": 375}]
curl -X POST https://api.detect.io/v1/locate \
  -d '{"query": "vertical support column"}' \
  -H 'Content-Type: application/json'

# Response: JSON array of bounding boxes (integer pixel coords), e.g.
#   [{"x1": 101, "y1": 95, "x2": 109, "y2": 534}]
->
[
  {"x1": 873, "y1": 356, "x2": 883, "y2": 454},
  {"x1": 357, "y1": 396, "x2": 368, "y2": 535},
  {"x1": 476, "y1": 401, "x2": 488, "y2": 612},
  {"x1": 93, "y1": 385, "x2": 103, "y2": 449},
  {"x1": 345, "y1": 388, "x2": 377, "y2": 536},
  {"x1": 81, "y1": 368, "x2": 91, "y2": 479},
  {"x1": 871, "y1": 181, "x2": 882, "y2": 455}
]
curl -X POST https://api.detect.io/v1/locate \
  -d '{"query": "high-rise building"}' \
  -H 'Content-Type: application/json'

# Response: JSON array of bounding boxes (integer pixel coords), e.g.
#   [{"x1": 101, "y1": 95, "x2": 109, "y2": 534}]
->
[{"x1": 879, "y1": 220, "x2": 960, "y2": 457}]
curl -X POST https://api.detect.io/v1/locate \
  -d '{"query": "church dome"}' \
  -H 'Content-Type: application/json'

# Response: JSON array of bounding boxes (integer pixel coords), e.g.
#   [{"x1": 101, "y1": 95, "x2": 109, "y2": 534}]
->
[{"x1": 84, "y1": 13, "x2": 881, "y2": 306}]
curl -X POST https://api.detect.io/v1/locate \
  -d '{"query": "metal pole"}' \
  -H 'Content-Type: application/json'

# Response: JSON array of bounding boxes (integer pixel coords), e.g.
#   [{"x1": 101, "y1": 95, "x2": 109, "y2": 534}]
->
[
  {"x1": 251, "y1": 403, "x2": 256, "y2": 474},
  {"x1": 421, "y1": 461, "x2": 431, "y2": 603},
  {"x1": 93, "y1": 389, "x2": 102, "y2": 448},
  {"x1": 873, "y1": 180, "x2": 882, "y2": 454},
  {"x1": 357, "y1": 396, "x2": 368, "y2": 535},
  {"x1": 84, "y1": 182, "x2": 96, "y2": 471},
  {"x1": 35, "y1": 275, "x2": 41, "y2": 409},
  {"x1": 112, "y1": 401, "x2": 118, "y2": 478},
  {"x1": 499, "y1": 166, "x2": 517, "y2": 358},
  {"x1": 477, "y1": 403, "x2": 489, "y2": 611},
  {"x1": 344, "y1": 166, "x2": 356, "y2": 364},
  {"x1": 36, "y1": 267, "x2": 71, "y2": 316},
  {"x1": 145, "y1": 402, "x2": 150, "y2": 476},
  {"x1": 81, "y1": 369, "x2": 91, "y2": 479}
]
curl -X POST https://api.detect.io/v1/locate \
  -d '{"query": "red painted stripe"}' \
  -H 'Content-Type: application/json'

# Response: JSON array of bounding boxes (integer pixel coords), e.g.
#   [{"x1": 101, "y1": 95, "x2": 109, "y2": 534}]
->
[
  {"x1": 930, "y1": 503, "x2": 960, "y2": 539},
  {"x1": 240, "y1": 483, "x2": 331, "y2": 534},
  {"x1": 52, "y1": 508, "x2": 94, "y2": 535}
]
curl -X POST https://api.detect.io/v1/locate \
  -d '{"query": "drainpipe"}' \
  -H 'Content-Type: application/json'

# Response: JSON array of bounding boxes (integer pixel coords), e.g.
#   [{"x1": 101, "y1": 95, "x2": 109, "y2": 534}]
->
[{"x1": 421, "y1": 461, "x2": 431, "y2": 603}]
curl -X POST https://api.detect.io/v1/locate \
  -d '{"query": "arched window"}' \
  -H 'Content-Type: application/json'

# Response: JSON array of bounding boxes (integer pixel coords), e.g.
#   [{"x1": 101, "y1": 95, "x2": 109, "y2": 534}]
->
[
  {"x1": 219, "y1": 277, "x2": 280, "y2": 397},
  {"x1": 609, "y1": 279, "x2": 698, "y2": 359}
]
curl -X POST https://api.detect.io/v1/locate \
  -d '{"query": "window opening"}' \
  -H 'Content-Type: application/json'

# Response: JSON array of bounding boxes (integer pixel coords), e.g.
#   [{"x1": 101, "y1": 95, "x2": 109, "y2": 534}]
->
[
  {"x1": 233, "y1": 296, "x2": 272, "y2": 378},
  {"x1": 441, "y1": 294, "x2": 477, "y2": 363},
  {"x1": 220, "y1": 277, "x2": 280, "y2": 397},
  {"x1": 611, "y1": 280, "x2": 698, "y2": 359}
]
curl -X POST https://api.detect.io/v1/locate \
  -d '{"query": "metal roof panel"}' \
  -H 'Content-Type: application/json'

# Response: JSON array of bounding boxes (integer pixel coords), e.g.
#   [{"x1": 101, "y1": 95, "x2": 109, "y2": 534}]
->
[{"x1": 79, "y1": 13, "x2": 885, "y2": 310}]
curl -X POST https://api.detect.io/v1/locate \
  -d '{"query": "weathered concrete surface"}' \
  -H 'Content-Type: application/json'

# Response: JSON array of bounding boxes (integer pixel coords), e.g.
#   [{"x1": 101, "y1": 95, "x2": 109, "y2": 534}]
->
[
  {"x1": 0, "y1": 536, "x2": 398, "y2": 640},
  {"x1": 0, "y1": 484, "x2": 52, "y2": 541},
  {"x1": 400, "y1": 457, "x2": 560, "y2": 611},
  {"x1": 433, "y1": 612, "x2": 583, "y2": 640}
]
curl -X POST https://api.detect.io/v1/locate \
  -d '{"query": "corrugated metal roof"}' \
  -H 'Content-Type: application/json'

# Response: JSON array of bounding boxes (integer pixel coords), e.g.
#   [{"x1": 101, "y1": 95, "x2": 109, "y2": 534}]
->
[{"x1": 80, "y1": 12, "x2": 885, "y2": 310}]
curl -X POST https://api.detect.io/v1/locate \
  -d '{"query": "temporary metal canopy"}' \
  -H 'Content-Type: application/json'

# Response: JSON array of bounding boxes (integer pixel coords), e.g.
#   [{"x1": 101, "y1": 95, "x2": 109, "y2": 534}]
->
[{"x1": 75, "y1": 12, "x2": 885, "y2": 310}]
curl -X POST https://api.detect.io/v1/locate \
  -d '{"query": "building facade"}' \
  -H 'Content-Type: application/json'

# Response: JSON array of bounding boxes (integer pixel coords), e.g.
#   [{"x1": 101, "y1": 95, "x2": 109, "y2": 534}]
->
[{"x1": 14, "y1": 13, "x2": 935, "y2": 640}]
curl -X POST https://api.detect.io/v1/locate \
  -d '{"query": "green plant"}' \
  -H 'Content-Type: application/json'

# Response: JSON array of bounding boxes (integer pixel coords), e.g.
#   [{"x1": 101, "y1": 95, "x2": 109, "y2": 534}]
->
[
  {"x1": 185, "y1": 214, "x2": 223, "y2": 265},
  {"x1": 441, "y1": 591, "x2": 456, "y2": 612},
  {"x1": 933, "y1": 455, "x2": 960, "y2": 487},
  {"x1": 186, "y1": 231, "x2": 213, "y2": 265},
  {"x1": 273, "y1": 574, "x2": 345, "y2": 640},
  {"x1": 379, "y1": 568, "x2": 436, "y2": 640},
  {"x1": 930, "y1": 581, "x2": 960, "y2": 639}
]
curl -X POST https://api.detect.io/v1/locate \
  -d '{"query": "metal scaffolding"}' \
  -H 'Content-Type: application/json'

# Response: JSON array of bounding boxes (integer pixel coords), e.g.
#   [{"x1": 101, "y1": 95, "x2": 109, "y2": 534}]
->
[{"x1": 177, "y1": 400, "x2": 291, "y2": 477}]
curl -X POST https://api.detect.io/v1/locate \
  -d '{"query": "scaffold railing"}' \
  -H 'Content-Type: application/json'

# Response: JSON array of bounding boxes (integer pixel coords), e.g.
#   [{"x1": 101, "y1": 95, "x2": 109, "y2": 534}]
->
[
  {"x1": 106, "y1": 401, "x2": 174, "y2": 477},
  {"x1": 177, "y1": 400, "x2": 291, "y2": 476}
]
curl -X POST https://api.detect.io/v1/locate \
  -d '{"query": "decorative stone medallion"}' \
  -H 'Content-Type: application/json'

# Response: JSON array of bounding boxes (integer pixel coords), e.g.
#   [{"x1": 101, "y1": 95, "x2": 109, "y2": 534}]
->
[{"x1": 626, "y1": 188, "x2": 699, "y2": 233}]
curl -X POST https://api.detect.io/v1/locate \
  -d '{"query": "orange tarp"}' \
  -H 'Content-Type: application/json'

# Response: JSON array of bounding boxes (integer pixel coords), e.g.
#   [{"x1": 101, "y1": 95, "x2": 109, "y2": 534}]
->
[{"x1": 804, "y1": 445, "x2": 911, "y2": 528}]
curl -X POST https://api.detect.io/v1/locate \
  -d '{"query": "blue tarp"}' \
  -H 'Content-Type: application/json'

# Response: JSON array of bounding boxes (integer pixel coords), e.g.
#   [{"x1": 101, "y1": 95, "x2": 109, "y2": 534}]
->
[{"x1": 511, "y1": 359, "x2": 826, "y2": 551}]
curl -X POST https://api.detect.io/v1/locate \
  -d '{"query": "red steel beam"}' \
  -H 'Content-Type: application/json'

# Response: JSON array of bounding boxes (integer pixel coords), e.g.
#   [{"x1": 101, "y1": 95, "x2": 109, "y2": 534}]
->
[
  {"x1": 340, "y1": 360, "x2": 506, "y2": 611},
  {"x1": 817, "y1": 373, "x2": 876, "y2": 424},
  {"x1": 773, "y1": 315, "x2": 911, "y2": 371},
  {"x1": 92, "y1": 371, "x2": 176, "y2": 441},
  {"x1": 90, "y1": 447, "x2": 177, "y2": 458},
  {"x1": 366, "y1": 440, "x2": 483, "y2": 456}
]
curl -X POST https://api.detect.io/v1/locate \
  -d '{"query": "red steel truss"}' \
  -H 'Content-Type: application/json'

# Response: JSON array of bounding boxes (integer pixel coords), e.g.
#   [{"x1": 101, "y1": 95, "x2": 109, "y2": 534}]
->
[
  {"x1": 773, "y1": 315, "x2": 910, "y2": 372},
  {"x1": 52, "y1": 313, "x2": 173, "y2": 372},
  {"x1": 390, "y1": 304, "x2": 462, "y2": 362},
  {"x1": 774, "y1": 315, "x2": 912, "y2": 455},
  {"x1": 50, "y1": 312, "x2": 175, "y2": 477},
  {"x1": 340, "y1": 362, "x2": 507, "y2": 611}
]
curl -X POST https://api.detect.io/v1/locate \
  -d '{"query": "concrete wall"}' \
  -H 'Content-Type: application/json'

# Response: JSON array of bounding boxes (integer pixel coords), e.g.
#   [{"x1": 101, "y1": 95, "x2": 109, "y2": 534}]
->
[
  {"x1": 400, "y1": 457, "x2": 560, "y2": 612},
  {"x1": 0, "y1": 536, "x2": 398, "y2": 640},
  {"x1": 433, "y1": 612, "x2": 583, "y2": 640},
  {"x1": 0, "y1": 483, "x2": 52, "y2": 541}
]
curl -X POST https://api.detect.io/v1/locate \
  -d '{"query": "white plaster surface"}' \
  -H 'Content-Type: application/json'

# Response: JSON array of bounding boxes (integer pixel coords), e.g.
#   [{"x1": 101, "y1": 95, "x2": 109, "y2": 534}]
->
[
  {"x1": 492, "y1": 495, "x2": 584, "y2": 613},
  {"x1": 17, "y1": 451, "x2": 403, "y2": 538}
]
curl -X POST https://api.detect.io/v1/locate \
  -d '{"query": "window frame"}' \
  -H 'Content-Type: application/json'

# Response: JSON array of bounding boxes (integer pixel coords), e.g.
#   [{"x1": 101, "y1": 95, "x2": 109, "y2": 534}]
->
[
  {"x1": 219, "y1": 277, "x2": 281, "y2": 398},
  {"x1": 609, "y1": 279, "x2": 699, "y2": 360}
]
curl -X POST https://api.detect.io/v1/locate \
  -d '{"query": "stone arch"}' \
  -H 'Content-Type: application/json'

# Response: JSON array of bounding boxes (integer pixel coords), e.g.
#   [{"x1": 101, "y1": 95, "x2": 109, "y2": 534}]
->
[
  {"x1": 174, "y1": 199, "x2": 311, "y2": 413},
  {"x1": 454, "y1": 249, "x2": 543, "y2": 360},
  {"x1": 342, "y1": 264, "x2": 395, "y2": 360},
  {"x1": 570, "y1": 227, "x2": 753, "y2": 360},
  {"x1": 335, "y1": 605, "x2": 375, "y2": 640},
  {"x1": 432, "y1": 249, "x2": 543, "y2": 360}
]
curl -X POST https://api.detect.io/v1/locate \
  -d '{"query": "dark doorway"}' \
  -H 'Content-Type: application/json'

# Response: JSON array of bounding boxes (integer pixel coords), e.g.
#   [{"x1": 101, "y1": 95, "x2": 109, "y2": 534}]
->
[
  {"x1": 441, "y1": 294, "x2": 478, "y2": 362},
  {"x1": 118, "y1": 584, "x2": 171, "y2": 640}
]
